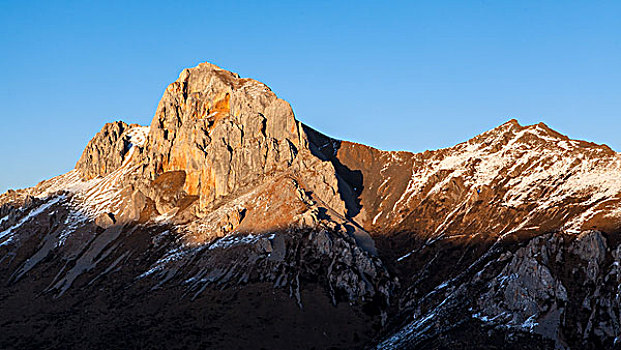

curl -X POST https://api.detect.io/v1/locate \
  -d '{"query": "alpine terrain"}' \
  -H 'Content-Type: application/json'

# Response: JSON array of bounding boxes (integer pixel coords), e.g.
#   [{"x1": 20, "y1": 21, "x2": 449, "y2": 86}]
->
[{"x1": 2, "y1": 62, "x2": 621, "y2": 349}]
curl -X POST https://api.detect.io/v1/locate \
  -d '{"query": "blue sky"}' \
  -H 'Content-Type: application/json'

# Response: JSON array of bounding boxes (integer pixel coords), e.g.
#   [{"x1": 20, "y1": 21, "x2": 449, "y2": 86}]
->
[{"x1": 1, "y1": 1, "x2": 619, "y2": 192}]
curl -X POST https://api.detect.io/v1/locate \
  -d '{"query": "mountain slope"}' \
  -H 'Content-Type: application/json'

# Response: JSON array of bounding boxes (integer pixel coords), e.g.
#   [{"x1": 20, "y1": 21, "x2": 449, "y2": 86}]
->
[{"x1": 1, "y1": 62, "x2": 620, "y2": 349}]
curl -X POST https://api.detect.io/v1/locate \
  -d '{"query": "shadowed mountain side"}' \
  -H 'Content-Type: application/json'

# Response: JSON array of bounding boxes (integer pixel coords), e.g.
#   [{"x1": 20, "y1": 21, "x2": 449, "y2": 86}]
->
[
  {"x1": 0, "y1": 176, "x2": 391, "y2": 348},
  {"x1": 4, "y1": 195, "x2": 621, "y2": 350},
  {"x1": 302, "y1": 124, "x2": 364, "y2": 218},
  {"x1": 0, "y1": 222, "x2": 383, "y2": 350},
  {"x1": 373, "y1": 226, "x2": 621, "y2": 349}
]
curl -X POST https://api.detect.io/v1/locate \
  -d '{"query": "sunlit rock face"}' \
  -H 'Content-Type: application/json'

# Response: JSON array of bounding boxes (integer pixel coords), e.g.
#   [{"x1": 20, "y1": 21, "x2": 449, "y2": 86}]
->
[
  {"x1": 70, "y1": 63, "x2": 352, "y2": 238},
  {"x1": 2, "y1": 62, "x2": 621, "y2": 349},
  {"x1": 141, "y1": 62, "x2": 302, "y2": 207},
  {"x1": 75, "y1": 121, "x2": 147, "y2": 181}
]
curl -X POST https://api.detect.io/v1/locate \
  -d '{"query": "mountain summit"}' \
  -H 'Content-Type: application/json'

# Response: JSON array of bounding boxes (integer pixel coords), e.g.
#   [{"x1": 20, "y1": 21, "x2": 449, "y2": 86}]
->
[{"x1": 1, "y1": 62, "x2": 620, "y2": 349}]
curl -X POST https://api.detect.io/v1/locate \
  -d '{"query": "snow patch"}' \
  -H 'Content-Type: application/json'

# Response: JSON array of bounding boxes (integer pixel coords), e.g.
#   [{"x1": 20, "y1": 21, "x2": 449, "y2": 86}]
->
[
  {"x1": 209, "y1": 232, "x2": 275, "y2": 250},
  {"x1": 0, "y1": 195, "x2": 65, "y2": 246},
  {"x1": 397, "y1": 251, "x2": 412, "y2": 262}
]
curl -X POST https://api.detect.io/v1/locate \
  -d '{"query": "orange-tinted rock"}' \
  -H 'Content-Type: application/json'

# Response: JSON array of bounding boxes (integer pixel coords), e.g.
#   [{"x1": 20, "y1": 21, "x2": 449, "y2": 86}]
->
[{"x1": 141, "y1": 63, "x2": 303, "y2": 211}]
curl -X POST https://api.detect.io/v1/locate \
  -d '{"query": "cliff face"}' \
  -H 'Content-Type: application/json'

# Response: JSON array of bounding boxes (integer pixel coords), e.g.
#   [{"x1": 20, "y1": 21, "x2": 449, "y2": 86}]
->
[
  {"x1": 141, "y1": 63, "x2": 301, "y2": 204},
  {"x1": 2, "y1": 62, "x2": 621, "y2": 349}
]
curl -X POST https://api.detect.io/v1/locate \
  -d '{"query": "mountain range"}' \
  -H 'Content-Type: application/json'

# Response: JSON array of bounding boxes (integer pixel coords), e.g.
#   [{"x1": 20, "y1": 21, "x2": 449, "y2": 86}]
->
[{"x1": 1, "y1": 62, "x2": 621, "y2": 349}]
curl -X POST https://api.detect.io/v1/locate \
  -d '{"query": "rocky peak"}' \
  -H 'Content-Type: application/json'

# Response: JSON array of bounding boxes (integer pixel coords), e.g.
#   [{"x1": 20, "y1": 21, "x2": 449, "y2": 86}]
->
[
  {"x1": 140, "y1": 62, "x2": 303, "y2": 210},
  {"x1": 469, "y1": 118, "x2": 614, "y2": 156},
  {"x1": 75, "y1": 121, "x2": 148, "y2": 180},
  {"x1": 61, "y1": 63, "x2": 356, "y2": 245}
]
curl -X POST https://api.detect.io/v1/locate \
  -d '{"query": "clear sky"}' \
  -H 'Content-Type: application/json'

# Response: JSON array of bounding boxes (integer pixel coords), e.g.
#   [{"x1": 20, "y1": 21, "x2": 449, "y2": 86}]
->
[{"x1": 1, "y1": 1, "x2": 620, "y2": 192}]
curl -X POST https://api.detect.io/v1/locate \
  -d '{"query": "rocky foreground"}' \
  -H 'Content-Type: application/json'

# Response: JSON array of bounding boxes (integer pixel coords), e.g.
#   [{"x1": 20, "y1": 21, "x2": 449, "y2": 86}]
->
[{"x1": 1, "y1": 62, "x2": 621, "y2": 349}]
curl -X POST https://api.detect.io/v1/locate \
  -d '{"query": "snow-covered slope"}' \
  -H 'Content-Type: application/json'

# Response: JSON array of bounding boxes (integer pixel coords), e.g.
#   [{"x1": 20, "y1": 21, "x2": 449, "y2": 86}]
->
[{"x1": 327, "y1": 119, "x2": 621, "y2": 239}]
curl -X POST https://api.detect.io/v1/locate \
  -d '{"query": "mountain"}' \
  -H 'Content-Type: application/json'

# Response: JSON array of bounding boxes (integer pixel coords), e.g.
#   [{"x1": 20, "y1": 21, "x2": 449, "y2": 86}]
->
[{"x1": 1, "y1": 62, "x2": 620, "y2": 349}]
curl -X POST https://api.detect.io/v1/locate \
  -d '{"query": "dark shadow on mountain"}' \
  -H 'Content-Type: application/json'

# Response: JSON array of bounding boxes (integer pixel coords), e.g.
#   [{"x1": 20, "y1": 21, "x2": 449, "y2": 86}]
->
[
  {"x1": 302, "y1": 124, "x2": 363, "y2": 218},
  {"x1": 0, "y1": 204, "x2": 384, "y2": 349}
]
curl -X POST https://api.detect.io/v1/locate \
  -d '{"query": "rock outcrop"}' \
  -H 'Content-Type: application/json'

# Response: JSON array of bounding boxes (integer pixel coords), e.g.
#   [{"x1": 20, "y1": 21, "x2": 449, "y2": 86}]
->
[
  {"x1": 76, "y1": 121, "x2": 146, "y2": 180},
  {"x1": 141, "y1": 63, "x2": 302, "y2": 207}
]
